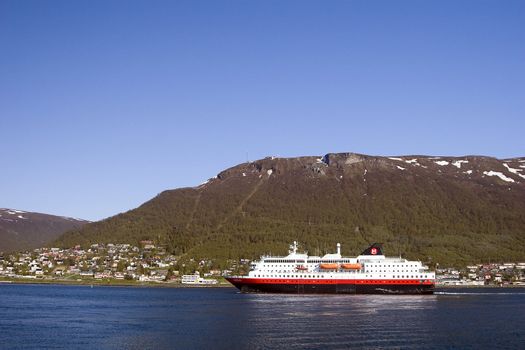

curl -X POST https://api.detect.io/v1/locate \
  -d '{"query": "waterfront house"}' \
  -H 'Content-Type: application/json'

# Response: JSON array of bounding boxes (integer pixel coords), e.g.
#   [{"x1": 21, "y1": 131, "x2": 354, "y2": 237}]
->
[{"x1": 181, "y1": 272, "x2": 218, "y2": 285}]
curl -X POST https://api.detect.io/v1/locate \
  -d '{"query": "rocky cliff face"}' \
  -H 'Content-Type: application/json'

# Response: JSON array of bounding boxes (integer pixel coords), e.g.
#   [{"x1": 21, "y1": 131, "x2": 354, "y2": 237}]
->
[
  {"x1": 0, "y1": 208, "x2": 89, "y2": 252},
  {"x1": 55, "y1": 153, "x2": 525, "y2": 265}
]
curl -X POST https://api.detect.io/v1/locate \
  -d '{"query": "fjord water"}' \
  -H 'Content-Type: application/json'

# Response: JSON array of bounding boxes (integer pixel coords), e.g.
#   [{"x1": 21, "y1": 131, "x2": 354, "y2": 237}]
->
[{"x1": 0, "y1": 285, "x2": 524, "y2": 349}]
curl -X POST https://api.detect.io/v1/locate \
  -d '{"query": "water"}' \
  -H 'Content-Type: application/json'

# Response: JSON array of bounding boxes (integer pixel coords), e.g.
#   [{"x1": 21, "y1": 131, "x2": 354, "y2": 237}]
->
[{"x1": 0, "y1": 284, "x2": 524, "y2": 349}]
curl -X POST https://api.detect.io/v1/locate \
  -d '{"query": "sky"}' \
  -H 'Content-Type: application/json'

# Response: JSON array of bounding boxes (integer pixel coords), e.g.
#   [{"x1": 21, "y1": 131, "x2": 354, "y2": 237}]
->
[{"x1": 1, "y1": 0, "x2": 524, "y2": 221}]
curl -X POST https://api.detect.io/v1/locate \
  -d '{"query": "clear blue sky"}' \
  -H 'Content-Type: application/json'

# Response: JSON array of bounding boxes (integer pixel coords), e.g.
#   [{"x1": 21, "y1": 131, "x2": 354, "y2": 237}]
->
[{"x1": 1, "y1": 0, "x2": 524, "y2": 221}]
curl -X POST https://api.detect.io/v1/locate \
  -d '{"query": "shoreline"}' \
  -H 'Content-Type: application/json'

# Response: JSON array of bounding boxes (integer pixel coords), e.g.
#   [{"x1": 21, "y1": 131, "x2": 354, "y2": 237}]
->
[
  {"x1": 0, "y1": 278, "x2": 234, "y2": 289},
  {"x1": 2, "y1": 278, "x2": 524, "y2": 289},
  {"x1": 435, "y1": 284, "x2": 525, "y2": 288}
]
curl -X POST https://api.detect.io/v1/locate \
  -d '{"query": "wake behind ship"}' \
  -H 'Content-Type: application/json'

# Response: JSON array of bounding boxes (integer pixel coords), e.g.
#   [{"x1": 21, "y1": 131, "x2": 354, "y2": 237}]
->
[{"x1": 226, "y1": 242, "x2": 435, "y2": 294}]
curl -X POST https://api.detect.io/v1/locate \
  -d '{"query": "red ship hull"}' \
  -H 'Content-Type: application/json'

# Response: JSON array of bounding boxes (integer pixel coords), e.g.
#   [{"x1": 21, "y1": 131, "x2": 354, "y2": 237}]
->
[{"x1": 226, "y1": 277, "x2": 434, "y2": 294}]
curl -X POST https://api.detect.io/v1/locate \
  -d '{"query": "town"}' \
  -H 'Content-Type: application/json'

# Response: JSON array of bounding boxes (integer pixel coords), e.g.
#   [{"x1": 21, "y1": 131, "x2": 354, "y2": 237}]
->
[
  {"x1": 436, "y1": 263, "x2": 525, "y2": 286},
  {"x1": 0, "y1": 241, "x2": 241, "y2": 286},
  {"x1": 1, "y1": 242, "x2": 524, "y2": 287}
]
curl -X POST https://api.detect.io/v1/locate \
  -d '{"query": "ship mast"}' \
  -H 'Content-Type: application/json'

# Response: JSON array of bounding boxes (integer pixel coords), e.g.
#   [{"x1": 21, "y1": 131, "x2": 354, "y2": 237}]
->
[{"x1": 289, "y1": 241, "x2": 298, "y2": 255}]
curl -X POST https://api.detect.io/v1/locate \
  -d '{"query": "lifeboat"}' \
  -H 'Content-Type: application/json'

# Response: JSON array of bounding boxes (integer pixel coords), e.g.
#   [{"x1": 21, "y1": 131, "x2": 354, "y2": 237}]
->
[
  {"x1": 296, "y1": 265, "x2": 308, "y2": 271},
  {"x1": 341, "y1": 263, "x2": 362, "y2": 270},
  {"x1": 319, "y1": 263, "x2": 338, "y2": 270}
]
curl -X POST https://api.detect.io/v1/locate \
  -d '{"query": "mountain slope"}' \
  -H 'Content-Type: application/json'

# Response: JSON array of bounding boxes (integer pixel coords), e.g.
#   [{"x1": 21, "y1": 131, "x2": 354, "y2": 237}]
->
[
  {"x1": 0, "y1": 208, "x2": 89, "y2": 252},
  {"x1": 55, "y1": 153, "x2": 525, "y2": 265}
]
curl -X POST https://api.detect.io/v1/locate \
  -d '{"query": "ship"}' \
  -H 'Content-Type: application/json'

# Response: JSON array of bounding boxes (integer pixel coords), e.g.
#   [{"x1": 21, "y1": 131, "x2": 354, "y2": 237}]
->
[{"x1": 226, "y1": 242, "x2": 435, "y2": 294}]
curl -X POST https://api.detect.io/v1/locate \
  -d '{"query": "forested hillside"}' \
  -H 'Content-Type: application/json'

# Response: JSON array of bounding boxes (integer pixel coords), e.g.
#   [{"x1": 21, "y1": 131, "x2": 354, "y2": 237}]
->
[{"x1": 55, "y1": 153, "x2": 525, "y2": 266}]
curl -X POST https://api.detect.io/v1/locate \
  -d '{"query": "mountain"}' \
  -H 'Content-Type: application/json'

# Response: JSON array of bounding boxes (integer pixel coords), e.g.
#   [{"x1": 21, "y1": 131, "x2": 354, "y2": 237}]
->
[
  {"x1": 0, "y1": 208, "x2": 89, "y2": 252},
  {"x1": 54, "y1": 153, "x2": 525, "y2": 266}
]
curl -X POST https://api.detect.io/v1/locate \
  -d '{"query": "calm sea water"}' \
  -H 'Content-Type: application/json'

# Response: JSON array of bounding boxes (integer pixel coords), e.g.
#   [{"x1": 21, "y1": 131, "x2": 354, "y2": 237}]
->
[{"x1": 0, "y1": 284, "x2": 524, "y2": 349}]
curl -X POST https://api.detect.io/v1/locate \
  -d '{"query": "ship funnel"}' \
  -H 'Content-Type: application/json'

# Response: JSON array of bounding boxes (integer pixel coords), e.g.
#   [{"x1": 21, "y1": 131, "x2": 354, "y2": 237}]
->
[{"x1": 337, "y1": 243, "x2": 341, "y2": 255}]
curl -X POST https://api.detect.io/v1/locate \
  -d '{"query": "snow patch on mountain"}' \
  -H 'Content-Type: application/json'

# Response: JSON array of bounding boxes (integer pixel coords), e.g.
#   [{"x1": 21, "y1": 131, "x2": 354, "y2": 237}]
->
[
  {"x1": 435, "y1": 161, "x2": 449, "y2": 166},
  {"x1": 1, "y1": 209, "x2": 27, "y2": 214},
  {"x1": 503, "y1": 163, "x2": 525, "y2": 180},
  {"x1": 483, "y1": 171, "x2": 515, "y2": 183},
  {"x1": 8, "y1": 209, "x2": 27, "y2": 214},
  {"x1": 397, "y1": 166, "x2": 406, "y2": 170},
  {"x1": 60, "y1": 216, "x2": 90, "y2": 222},
  {"x1": 389, "y1": 157, "x2": 423, "y2": 166},
  {"x1": 199, "y1": 176, "x2": 217, "y2": 187},
  {"x1": 452, "y1": 160, "x2": 468, "y2": 168}
]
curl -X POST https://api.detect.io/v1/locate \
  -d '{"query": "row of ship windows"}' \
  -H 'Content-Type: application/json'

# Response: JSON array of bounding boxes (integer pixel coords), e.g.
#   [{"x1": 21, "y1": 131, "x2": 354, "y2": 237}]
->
[
  {"x1": 260, "y1": 269, "x2": 419, "y2": 273},
  {"x1": 366, "y1": 270, "x2": 419, "y2": 273},
  {"x1": 369, "y1": 264, "x2": 419, "y2": 268},
  {"x1": 263, "y1": 270, "x2": 360, "y2": 273},
  {"x1": 262, "y1": 264, "x2": 420, "y2": 268},
  {"x1": 264, "y1": 260, "x2": 354, "y2": 264},
  {"x1": 255, "y1": 274, "x2": 429, "y2": 279}
]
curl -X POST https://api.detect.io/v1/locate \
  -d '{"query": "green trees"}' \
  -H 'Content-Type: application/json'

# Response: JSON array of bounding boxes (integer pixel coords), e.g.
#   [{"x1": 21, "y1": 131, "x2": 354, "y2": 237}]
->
[{"x1": 53, "y1": 155, "x2": 525, "y2": 266}]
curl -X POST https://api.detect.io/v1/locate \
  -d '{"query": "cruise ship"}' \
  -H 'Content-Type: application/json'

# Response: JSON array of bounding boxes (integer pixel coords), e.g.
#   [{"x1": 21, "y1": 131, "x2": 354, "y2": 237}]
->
[{"x1": 226, "y1": 242, "x2": 435, "y2": 294}]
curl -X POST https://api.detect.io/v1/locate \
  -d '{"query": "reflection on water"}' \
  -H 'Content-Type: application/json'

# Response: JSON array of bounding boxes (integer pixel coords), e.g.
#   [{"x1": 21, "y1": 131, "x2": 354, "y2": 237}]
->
[
  {"x1": 240, "y1": 294, "x2": 438, "y2": 349},
  {"x1": 0, "y1": 285, "x2": 524, "y2": 350},
  {"x1": 248, "y1": 293, "x2": 438, "y2": 314}
]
